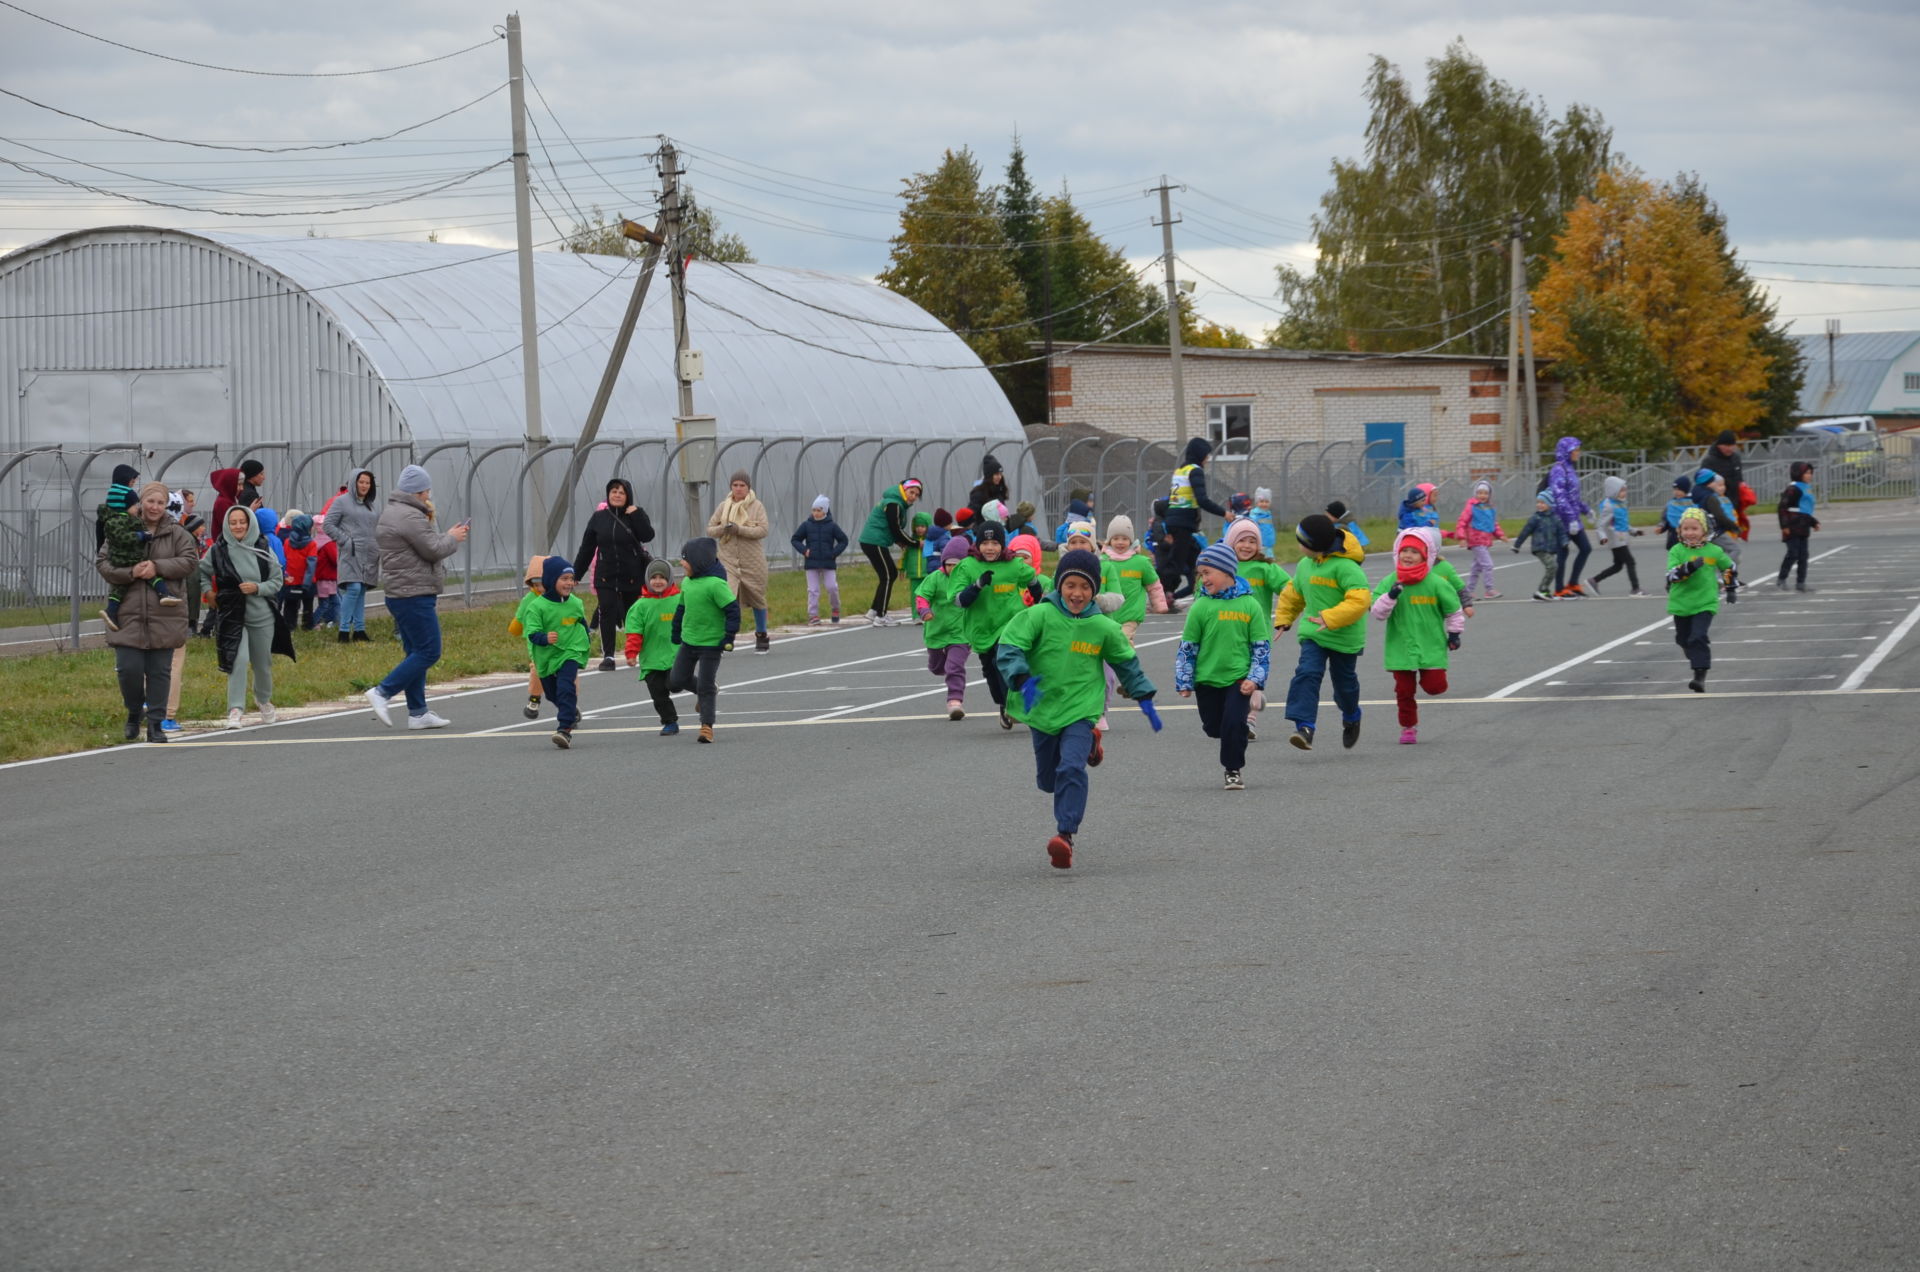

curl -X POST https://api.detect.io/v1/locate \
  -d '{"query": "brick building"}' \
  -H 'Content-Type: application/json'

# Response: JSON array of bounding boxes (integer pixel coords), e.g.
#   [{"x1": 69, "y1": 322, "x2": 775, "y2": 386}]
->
[{"x1": 1045, "y1": 345, "x2": 1557, "y2": 465}]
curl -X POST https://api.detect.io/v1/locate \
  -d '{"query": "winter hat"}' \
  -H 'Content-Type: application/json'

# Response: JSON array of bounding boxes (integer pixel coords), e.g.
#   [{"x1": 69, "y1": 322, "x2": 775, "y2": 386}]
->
[
  {"x1": 109, "y1": 462, "x2": 140, "y2": 486},
  {"x1": 972, "y1": 521, "x2": 1005, "y2": 547},
  {"x1": 1473, "y1": 480, "x2": 1492, "y2": 499},
  {"x1": 1416, "y1": 482, "x2": 1437, "y2": 499},
  {"x1": 811, "y1": 494, "x2": 832, "y2": 513},
  {"x1": 397, "y1": 464, "x2": 432, "y2": 494},
  {"x1": 541, "y1": 555, "x2": 575, "y2": 599},
  {"x1": 1225, "y1": 517, "x2": 1262, "y2": 552},
  {"x1": 523, "y1": 554, "x2": 547, "y2": 585},
  {"x1": 1694, "y1": 467, "x2": 1722, "y2": 489},
  {"x1": 106, "y1": 463, "x2": 140, "y2": 512},
  {"x1": 1672, "y1": 474, "x2": 1693, "y2": 495},
  {"x1": 1228, "y1": 492, "x2": 1253, "y2": 516},
  {"x1": 952, "y1": 507, "x2": 975, "y2": 528},
  {"x1": 1064, "y1": 519, "x2": 1096, "y2": 543},
  {"x1": 1789, "y1": 460, "x2": 1814, "y2": 482},
  {"x1": 1534, "y1": 490, "x2": 1553, "y2": 508},
  {"x1": 1013, "y1": 499, "x2": 1036, "y2": 528},
  {"x1": 932, "y1": 507, "x2": 953, "y2": 528},
  {"x1": 646, "y1": 558, "x2": 674, "y2": 586},
  {"x1": 1106, "y1": 514, "x2": 1135, "y2": 542},
  {"x1": 1325, "y1": 500, "x2": 1349, "y2": 521},
  {"x1": 1008, "y1": 533, "x2": 1043, "y2": 572},
  {"x1": 1715, "y1": 430, "x2": 1739, "y2": 447},
  {"x1": 166, "y1": 491, "x2": 184, "y2": 518},
  {"x1": 1295, "y1": 514, "x2": 1339, "y2": 555},
  {"x1": 1196, "y1": 541, "x2": 1240, "y2": 578},
  {"x1": 288, "y1": 513, "x2": 314, "y2": 544},
  {"x1": 939, "y1": 536, "x2": 972, "y2": 568},
  {"x1": 981, "y1": 454, "x2": 1004, "y2": 479},
  {"x1": 239, "y1": 459, "x2": 266, "y2": 482},
  {"x1": 725, "y1": 469, "x2": 750, "y2": 490},
  {"x1": 980, "y1": 499, "x2": 1009, "y2": 524},
  {"x1": 899, "y1": 477, "x2": 923, "y2": 497},
  {"x1": 1678, "y1": 507, "x2": 1710, "y2": 533},
  {"x1": 1069, "y1": 487, "x2": 1092, "y2": 505},
  {"x1": 1056, "y1": 548, "x2": 1102, "y2": 591},
  {"x1": 1393, "y1": 527, "x2": 1436, "y2": 585},
  {"x1": 1254, "y1": 487, "x2": 1272, "y2": 503},
  {"x1": 1602, "y1": 475, "x2": 1627, "y2": 499}
]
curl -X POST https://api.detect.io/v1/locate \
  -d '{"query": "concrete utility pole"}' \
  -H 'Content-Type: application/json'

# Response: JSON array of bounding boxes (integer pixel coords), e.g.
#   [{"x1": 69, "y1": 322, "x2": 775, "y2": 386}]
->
[
  {"x1": 1150, "y1": 175, "x2": 1188, "y2": 447},
  {"x1": 1506, "y1": 212, "x2": 1525, "y2": 460},
  {"x1": 660, "y1": 141, "x2": 708, "y2": 533},
  {"x1": 506, "y1": 13, "x2": 548, "y2": 537},
  {"x1": 1521, "y1": 296, "x2": 1541, "y2": 461}
]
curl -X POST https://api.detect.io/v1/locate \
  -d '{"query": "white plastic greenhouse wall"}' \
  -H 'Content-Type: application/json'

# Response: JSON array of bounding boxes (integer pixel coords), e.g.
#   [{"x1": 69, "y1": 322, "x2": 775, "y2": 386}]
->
[{"x1": 0, "y1": 225, "x2": 1034, "y2": 590}]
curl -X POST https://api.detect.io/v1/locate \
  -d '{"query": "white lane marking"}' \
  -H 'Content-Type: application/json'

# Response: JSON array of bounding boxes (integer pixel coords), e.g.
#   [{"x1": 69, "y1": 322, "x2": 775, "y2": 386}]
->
[
  {"x1": 1488, "y1": 616, "x2": 1674, "y2": 699},
  {"x1": 1839, "y1": 595, "x2": 1920, "y2": 691},
  {"x1": 1601, "y1": 655, "x2": 1857, "y2": 663},
  {"x1": 1547, "y1": 676, "x2": 1838, "y2": 686},
  {"x1": 1631, "y1": 637, "x2": 1879, "y2": 645}
]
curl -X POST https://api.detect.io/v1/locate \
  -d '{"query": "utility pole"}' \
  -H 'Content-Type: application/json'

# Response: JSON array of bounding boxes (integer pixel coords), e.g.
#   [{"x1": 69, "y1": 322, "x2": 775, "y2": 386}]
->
[
  {"x1": 505, "y1": 13, "x2": 547, "y2": 538},
  {"x1": 1521, "y1": 295, "x2": 1541, "y2": 462},
  {"x1": 1042, "y1": 237, "x2": 1055, "y2": 428},
  {"x1": 1150, "y1": 175, "x2": 1188, "y2": 447},
  {"x1": 660, "y1": 141, "x2": 708, "y2": 534},
  {"x1": 1506, "y1": 212, "x2": 1524, "y2": 460}
]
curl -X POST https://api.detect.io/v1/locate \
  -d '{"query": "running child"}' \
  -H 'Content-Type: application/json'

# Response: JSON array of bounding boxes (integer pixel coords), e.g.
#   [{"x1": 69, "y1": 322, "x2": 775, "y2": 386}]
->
[
  {"x1": 1101, "y1": 515, "x2": 1167, "y2": 634},
  {"x1": 1666, "y1": 507, "x2": 1737, "y2": 693},
  {"x1": 1223, "y1": 518, "x2": 1289, "y2": 740},
  {"x1": 1659, "y1": 476, "x2": 1693, "y2": 549},
  {"x1": 996, "y1": 548, "x2": 1156, "y2": 869},
  {"x1": 900, "y1": 509, "x2": 933, "y2": 613},
  {"x1": 1587, "y1": 475, "x2": 1647, "y2": 596},
  {"x1": 1692, "y1": 469, "x2": 1743, "y2": 573},
  {"x1": 1512, "y1": 491, "x2": 1569, "y2": 602},
  {"x1": 1775, "y1": 460, "x2": 1820, "y2": 592},
  {"x1": 790, "y1": 495, "x2": 849, "y2": 625},
  {"x1": 1325, "y1": 499, "x2": 1370, "y2": 555},
  {"x1": 623, "y1": 558, "x2": 684, "y2": 735},
  {"x1": 1273, "y1": 514, "x2": 1373, "y2": 751},
  {"x1": 670, "y1": 537, "x2": 740, "y2": 743},
  {"x1": 1370, "y1": 528, "x2": 1464, "y2": 745},
  {"x1": 519, "y1": 556, "x2": 590, "y2": 748},
  {"x1": 97, "y1": 463, "x2": 180, "y2": 630},
  {"x1": 508, "y1": 556, "x2": 549, "y2": 718},
  {"x1": 1174, "y1": 542, "x2": 1269, "y2": 790},
  {"x1": 1451, "y1": 481, "x2": 1504, "y2": 599},
  {"x1": 1398, "y1": 483, "x2": 1439, "y2": 530},
  {"x1": 950, "y1": 521, "x2": 1042, "y2": 729},
  {"x1": 916, "y1": 537, "x2": 975, "y2": 719}
]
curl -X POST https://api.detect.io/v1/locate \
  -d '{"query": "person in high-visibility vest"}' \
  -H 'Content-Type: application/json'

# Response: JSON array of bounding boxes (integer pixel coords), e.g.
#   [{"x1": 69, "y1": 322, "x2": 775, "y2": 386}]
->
[{"x1": 1159, "y1": 438, "x2": 1227, "y2": 602}]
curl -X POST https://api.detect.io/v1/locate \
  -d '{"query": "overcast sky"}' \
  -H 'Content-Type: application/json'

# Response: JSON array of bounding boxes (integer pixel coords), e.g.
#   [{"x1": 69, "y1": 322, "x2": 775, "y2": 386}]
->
[{"x1": 4, "y1": 0, "x2": 1917, "y2": 339}]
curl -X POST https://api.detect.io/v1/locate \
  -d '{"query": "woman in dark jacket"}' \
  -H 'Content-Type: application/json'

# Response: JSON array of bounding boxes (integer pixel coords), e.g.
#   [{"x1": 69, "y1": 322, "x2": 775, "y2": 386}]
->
[
  {"x1": 573, "y1": 477, "x2": 655, "y2": 669},
  {"x1": 965, "y1": 453, "x2": 1011, "y2": 517}
]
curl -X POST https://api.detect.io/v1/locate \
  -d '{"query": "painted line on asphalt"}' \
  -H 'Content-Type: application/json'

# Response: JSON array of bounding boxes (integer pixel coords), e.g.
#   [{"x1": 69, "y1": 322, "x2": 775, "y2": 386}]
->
[
  {"x1": 1487, "y1": 615, "x2": 1674, "y2": 699},
  {"x1": 1839, "y1": 594, "x2": 1920, "y2": 691}
]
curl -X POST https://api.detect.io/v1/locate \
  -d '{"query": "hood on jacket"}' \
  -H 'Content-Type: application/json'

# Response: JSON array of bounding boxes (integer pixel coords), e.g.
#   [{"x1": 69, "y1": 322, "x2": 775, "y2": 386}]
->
[
  {"x1": 287, "y1": 513, "x2": 314, "y2": 546},
  {"x1": 257, "y1": 507, "x2": 281, "y2": 538},
  {"x1": 345, "y1": 467, "x2": 377, "y2": 506},
  {"x1": 1789, "y1": 461, "x2": 1814, "y2": 482},
  {"x1": 606, "y1": 478, "x2": 636, "y2": 510},
  {"x1": 1183, "y1": 437, "x2": 1213, "y2": 465},
  {"x1": 1008, "y1": 533, "x2": 1043, "y2": 573},
  {"x1": 211, "y1": 467, "x2": 241, "y2": 500},
  {"x1": 223, "y1": 506, "x2": 263, "y2": 547},
  {"x1": 1472, "y1": 481, "x2": 1493, "y2": 499},
  {"x1": 1393, "y1": 527, "x2": 1439, "y2": 584},
  {"x1": 680, "y1": 537, "x2": 724, "y2": 578},
  {"x1": 1555, "y1": 436, "x2": 1583, "y2": 463},
  {"x1": 1065, "y1": 498, "x2": 1091, "y2": 520},
  {"x1": 1228, "y1": 492, "x2": 1253, "y2": 516},
  {"x1": 541, "y1": 555, "x2": 575, "y2": 600},
  {"x1": 1602, "y1": 475, "x2": 1627, "y2": 499}
]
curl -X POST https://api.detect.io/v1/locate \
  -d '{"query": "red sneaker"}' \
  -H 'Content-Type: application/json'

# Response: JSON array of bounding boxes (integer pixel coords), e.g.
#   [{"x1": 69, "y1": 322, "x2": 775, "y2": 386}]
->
[
  {"x1": 1046, "y1": 833, "x2": 1074, "y2": 869},
  {"x1": 1088, "y1": 729, "x2": 1105, "y2": 767}
]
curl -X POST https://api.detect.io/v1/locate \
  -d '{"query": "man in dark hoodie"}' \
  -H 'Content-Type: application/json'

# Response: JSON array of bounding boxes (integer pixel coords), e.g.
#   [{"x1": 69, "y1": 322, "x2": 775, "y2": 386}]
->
[
  {"x1": 1160, "y1": 437, "x2": 1227, "y2": 601},
  {"x1": 573, "y1": 476, "x2": 655, "y2": 669},
  {"x1": 669, "y1": 537, "x2": 740, "y2": 744}
]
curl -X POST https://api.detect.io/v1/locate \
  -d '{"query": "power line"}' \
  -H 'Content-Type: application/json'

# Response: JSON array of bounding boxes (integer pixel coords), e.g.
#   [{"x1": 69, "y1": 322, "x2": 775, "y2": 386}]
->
[
  {"x1": 523, "y1": 68, "x2": 652, "y2": 212},
  {"x1": 0, "y1": 153, "x2": 513, "y2": 218},
  {"x1": 0, "y1": 0, "x2": 501, "y2": 77},
  {"x1": 1753, "y1": 275, "x2": 1920, "y2": 290},
  {"x1": 1747, "y1": 259, "x2": 1920, "y2": 271},
  {"x1": 1175, "y1": 253, "x2": 1507, "y2": 334},
  {"x1": 382, "y1": 256, "x2": 638, "y2": 382}
]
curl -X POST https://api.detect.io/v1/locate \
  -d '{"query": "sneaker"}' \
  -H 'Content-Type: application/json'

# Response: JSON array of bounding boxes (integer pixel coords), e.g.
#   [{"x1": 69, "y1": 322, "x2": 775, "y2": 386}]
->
[
  {"x1": 1088, "y1": 730, "x2": 1105, "y2": 768},
  {"x1": 830, "y1": 609, "x2": 841, "y2": 625},
  {"x1": 1399, "y1": 727, "x2": 1418, "y2": 745},
  {"x1": 1223, "y1": 769, "x2": 1244, "y2": 791},
  {"x1": 1482, "y1": 590, "x2": 1502, "y2": 600},
  {"x1": 1630, "y1": 589, "x2": 1650, "y2": 598},
  {"x1": 551, "y1": 729, "x2": 571, "y2": 750},
  {"x1": 1046, "y1": 832, "x2": 1074, "y2": 870},
  {"x1": 698, "y1": 724, "x2": 714, "y2": 743},
  {"x1": 947, "y1": 700, "x2": 964, "y2": 721},
  {"x1": 158, "y1": 594, "x2": 182, "y2": 607},
  {"x1": 1341, "y1": 718, "x2": 1361, "y2": 749},
  {"x1": 1245, "y1": 722, "x2": 1257, "y2": 743},
  {"x1": 1796, "y1": 583, "x2": 1816, "y2": 593},
  {"x1": 1289, "y1": 726, "x2": 1314, "y2": 751},
  {"x1": 160, "y1": 718, "x2": 181, "y2": 733},
  {"x1": 523, "y1": 695, "x2": 541, "y2": 719},
  {"x1": 999, "y1": 704, "x2": 1014, "y2": 730},
  {"x1": 365, "y1": 687, "x2": 394, "y2": 727},
  {"x1": 1532, "y1": 590, "x2": 1554, "y2": 602},
  {"x1": 659, "y1": 721, "x2": 680, "y2": 736},
  {"x1": 1585, "y1": 578, "x2": 1603, "y2": 596},
  {"x1": 755, "y1": 631, "x2": 771, "y2": 654},
  {"x1": 806, "y1": 617, "x2": 822, "y2": 627},
  {"x1": 258, "y1": 701, "x2": 276, "y2": 726},
  {"x1": 599, "y1": 656, "x2": 616, "y2": 672},
  {"x1": 226, "y1": 708, "x2": 244, "y2": 730},
  {"x1": 408, "y1": 711, "x2": 451, "y2": 730},
  {"x1": 865, "y1": 609, "x2": 884, "y2": 624}
]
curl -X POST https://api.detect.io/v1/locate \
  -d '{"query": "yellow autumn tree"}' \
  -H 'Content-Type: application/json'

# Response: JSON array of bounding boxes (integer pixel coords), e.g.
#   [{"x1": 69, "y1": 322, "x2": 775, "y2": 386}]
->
[{"x1": 1532, "y1": 167, "x2": 1767, "y2": 445}]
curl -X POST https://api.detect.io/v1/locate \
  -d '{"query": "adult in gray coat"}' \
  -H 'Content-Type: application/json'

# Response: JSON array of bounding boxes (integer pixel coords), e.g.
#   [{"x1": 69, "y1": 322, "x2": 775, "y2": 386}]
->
[
  {"x1": 365, "y1": 464, "x2": 467, "y2": 729},
  {"x1": 195, "y1": 505, "x2": 286, "y2": 729},
  {"x1": 96, "y1": 481, "x2": 199, "y2": 743},
  {"x1": 327, "y1": 467, "x2": 379, "y2": 642}
]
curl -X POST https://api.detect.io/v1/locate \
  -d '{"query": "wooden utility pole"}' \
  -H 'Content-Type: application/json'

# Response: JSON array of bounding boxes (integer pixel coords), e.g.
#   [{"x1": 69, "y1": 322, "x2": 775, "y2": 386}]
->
[
  {"x1": 1150, "y1": 176, "x2": 1188, "y2": 447},
  {"x1": 506, "y1": 13, "x2": 548, "y2": 536}
]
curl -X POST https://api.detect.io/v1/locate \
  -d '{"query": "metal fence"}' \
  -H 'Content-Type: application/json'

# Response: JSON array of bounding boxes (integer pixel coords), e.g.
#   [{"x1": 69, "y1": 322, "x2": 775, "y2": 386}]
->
[{"x1": 6, "y1": 430, "x2": 1912, "y2": 645}]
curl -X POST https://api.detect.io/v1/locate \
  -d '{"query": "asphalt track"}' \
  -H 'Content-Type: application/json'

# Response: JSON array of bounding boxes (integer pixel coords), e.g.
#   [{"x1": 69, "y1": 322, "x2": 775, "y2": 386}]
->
[{"x1": 5, "y1": 505, "x2": 1919, "y2": 1270}]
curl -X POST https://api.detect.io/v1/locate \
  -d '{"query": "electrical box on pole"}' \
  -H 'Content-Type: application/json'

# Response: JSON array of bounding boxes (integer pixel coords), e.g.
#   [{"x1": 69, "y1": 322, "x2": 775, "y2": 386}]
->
[{"x1": 678, "y1": 349, "x2": 706, "y2": 383}]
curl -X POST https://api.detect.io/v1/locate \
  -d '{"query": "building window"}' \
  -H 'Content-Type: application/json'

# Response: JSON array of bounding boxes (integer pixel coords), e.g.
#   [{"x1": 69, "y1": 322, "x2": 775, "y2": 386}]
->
[
  {"x1": 1905, "y1": 372, "x2": 1920, "y2": 392},
  {"x1": 1206, "y1": 402, "x2": 1252, "y2": 455}
]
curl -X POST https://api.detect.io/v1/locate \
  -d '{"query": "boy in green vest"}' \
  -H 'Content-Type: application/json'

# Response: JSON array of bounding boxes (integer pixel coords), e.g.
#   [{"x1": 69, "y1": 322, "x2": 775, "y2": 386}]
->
[
  {"x1": 950, "y1": 521, "x2": 1042, "y2": 729},
  {"x1": 519, "y1": 556, "x2": 591, "y2": 749},
  {"x1": 1273, "y1": 514, "x2": 1374, "y2": 751},
  {"x1": 996, "y1": 549, "x2": 1156, "y2": 870},
  {"x1": 670, "y1": 537, "x2": 741, "y2": 742},
  {"x1": 622, "y1": 558, "x2": 683, "y2": 736},
  {"x1": 1174, "y1": 542, "x2": 1270, "y2": 790}
]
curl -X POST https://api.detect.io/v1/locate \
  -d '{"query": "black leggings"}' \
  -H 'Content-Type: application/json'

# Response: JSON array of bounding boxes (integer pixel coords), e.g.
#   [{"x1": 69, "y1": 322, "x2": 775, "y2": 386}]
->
[
  {"x1": 1160, "y1": 525, "x2": 1201, "y2": 598},
  {"x1": 1592, "y1": 545, "x2": 1639, "y2": 590},
  {"x1": 593, "y1": 587, "x2": 641, "y2": 658},
  {"x1": 861, "y1": 542, "x2": 899, "y2": 615},
  {"x1": 1778, "y1": 537, "x2": 1810, "y2": 584},
  {"x1": 669, "y1": 644, "x2": 723, "y2": 725},
  {"x1": 1672, "y1": 612, "x2": 1714, "y2": 671},
  {"x1": 978, "y1": 643, "x2": 1007, "y2": 706}
]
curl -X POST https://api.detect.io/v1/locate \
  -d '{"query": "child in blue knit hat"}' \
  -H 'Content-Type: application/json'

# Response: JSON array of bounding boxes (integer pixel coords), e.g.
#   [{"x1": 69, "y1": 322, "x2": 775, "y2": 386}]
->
[
  {"x1": 1175, "y1": 541, "x2": 1269, "y2": 790},
  {"x1": 518, "y1": 556, "x2": 590, "y2": 748}
]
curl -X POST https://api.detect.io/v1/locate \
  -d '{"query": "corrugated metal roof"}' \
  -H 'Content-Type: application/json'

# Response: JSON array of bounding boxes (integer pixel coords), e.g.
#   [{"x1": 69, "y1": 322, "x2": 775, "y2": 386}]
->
[{"x1": 1792, "y1": 329, "x2": 1920, "y2": 416}]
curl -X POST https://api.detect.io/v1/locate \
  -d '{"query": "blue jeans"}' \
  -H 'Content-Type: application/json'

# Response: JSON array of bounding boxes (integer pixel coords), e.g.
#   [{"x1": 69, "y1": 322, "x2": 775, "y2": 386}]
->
[
  {"x1": 540, "y1": 661, "x2": 581, "y2": 731},
  {"x1": 1030, "y1": 719, "x2": 1095, "y2": 836},
  {"x1": 378, "y1": 594, "x2": 441, "y2": 716},
  {"x1": 338, "y1": 581, "x2": 368, "y2": 632},
  {"x1": 1284, "y1": 639, "x2": 1361, "y2": 730}
]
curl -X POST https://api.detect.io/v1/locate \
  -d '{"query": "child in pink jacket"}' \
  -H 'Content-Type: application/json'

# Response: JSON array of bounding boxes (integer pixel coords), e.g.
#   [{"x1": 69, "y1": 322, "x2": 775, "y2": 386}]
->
[{"x1": 1451, "y1": 481, "x2": 1505, "y2": 600}]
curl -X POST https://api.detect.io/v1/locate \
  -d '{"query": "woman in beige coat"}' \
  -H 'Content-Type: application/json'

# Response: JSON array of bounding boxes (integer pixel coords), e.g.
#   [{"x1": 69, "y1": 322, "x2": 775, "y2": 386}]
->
[{"x1": 708, "y1": 470, "x2": 771, "y2": 652}]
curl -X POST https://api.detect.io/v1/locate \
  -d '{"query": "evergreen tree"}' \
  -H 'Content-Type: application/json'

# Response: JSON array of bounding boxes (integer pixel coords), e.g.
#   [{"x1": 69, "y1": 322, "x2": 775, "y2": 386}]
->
[{"x1": 1269, "y1": 41, "x2": 1611, "y2": 354}]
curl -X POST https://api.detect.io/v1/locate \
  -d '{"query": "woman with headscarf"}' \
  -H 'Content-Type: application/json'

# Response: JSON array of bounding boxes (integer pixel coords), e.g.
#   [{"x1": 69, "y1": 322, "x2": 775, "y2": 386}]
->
[
  {"x1": 858, "y1": 477, "x2": 924, "y2": 626},
  {"x1": 707, "y1": 470, "x2": 772, "y2": 652},
  {"x1": 574, "y1": 476, "x2": 655, "y2": 669},
  {"x1": 97, "y1": 481, "x2": 199, "y2": 743},
  {"x1": 329, "y1": 467, "x2": 379, "y2": 643},
  {"x1": 365, "y1": 464, "x2": 468, "y2": 729},
  {"x1": 195, "y1": 505, "x2": 287, "y2": 730}
]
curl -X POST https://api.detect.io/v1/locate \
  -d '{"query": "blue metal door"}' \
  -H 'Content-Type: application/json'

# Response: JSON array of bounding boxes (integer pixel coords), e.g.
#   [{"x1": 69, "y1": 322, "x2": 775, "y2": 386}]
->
[{"x1": 1364, "y1": 421, "x2": 1405, "y2": 473}]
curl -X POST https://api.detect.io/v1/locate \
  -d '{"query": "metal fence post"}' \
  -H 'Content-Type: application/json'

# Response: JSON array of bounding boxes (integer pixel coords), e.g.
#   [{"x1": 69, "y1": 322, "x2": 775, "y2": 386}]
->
[
  {"x1": 287, "y1": 443, "x2": 354, "y2": 515},
  {"x1": 462, "y1": 442, "x2": 522, "y2": 605}
]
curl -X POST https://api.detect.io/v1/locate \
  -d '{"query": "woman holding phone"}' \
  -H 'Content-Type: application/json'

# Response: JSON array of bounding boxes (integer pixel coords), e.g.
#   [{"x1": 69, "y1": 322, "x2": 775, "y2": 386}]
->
[{"x1": 365, "y1": 464, "x2": 468, "y2": 729}]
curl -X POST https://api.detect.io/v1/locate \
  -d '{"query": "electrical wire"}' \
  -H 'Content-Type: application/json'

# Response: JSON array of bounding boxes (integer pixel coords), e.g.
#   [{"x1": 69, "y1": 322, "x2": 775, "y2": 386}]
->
[
  {"x1": 0, "y1": 83, "x2": 511, "y2": 154},
  {"x1": 0, "y1": 0, "x2": 501, "y2": 77},
  {"x1": 1752, "y1": 275, "x2": 1920, "y2": 290},
  {"x1": 523, "y1": 68, "x2": 653, "y2": 212},
  {"x1": 1747, "y1": 259, "x2": 1920, "y2": 271},
  {"x1": 1175, "y1": 253, "x2": 1508, "y2": 335},
  {"x1": 0, "y1": 154, "x2": 513, "y2": 218},
  {"x1": 381, "y1": 256, "x2": 637, "y2": 382}
]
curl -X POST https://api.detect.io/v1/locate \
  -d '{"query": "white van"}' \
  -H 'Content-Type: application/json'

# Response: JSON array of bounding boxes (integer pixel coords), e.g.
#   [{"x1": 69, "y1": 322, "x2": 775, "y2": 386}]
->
[{"x1": 1793, "y1": 416, "x2": 1882, "y2": 451}]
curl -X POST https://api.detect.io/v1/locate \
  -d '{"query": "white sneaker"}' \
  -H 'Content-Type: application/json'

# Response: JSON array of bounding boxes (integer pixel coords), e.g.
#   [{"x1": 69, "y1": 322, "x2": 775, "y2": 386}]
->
[
  {"x1": 258, "y1": 701, "x2": 276, "y2": 725},
  {"x1": 408, "y1": 711, "x2": 451, "y2": 730},
  {"x1": 226, "y1": 708, "x2": 243, "y2": 730},
  {"x1": 366, "y1": 687, "x2": 394, "y2": 727}
]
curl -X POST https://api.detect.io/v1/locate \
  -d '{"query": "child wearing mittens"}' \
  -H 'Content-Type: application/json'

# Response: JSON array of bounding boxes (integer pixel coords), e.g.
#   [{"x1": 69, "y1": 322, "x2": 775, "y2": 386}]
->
[
  {"x1": 1666, "y1": 507, "x2": 1737, "y2": 693},
  {"x1": 1174, "y1": 542, "x2": 1269, "y2": 790},
  {"x1": 520, "y1": 556, "x2": 591, "y2": 748},
  {"x1": 995, "y1": 548, "x2": 1156, "y2": 870},
  {"x1": 1370, "y1": 528, "x2": 1464, "y2": 745},
  {"x1": 1223, "y1": 517, "x2": 1289, "y2": 740},
  {"x1": 916, "y1": 536, "x2": 976, "y2": 719},
  {"x1": 623, "y1": 558, "x2": 683, "y2": 735},
  {"x1": 950, "y1": 521, "x2": 1043, "y2": 729},
  {"x1": 670, "y1": 537, "x2": 741, "y2": 742}
]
